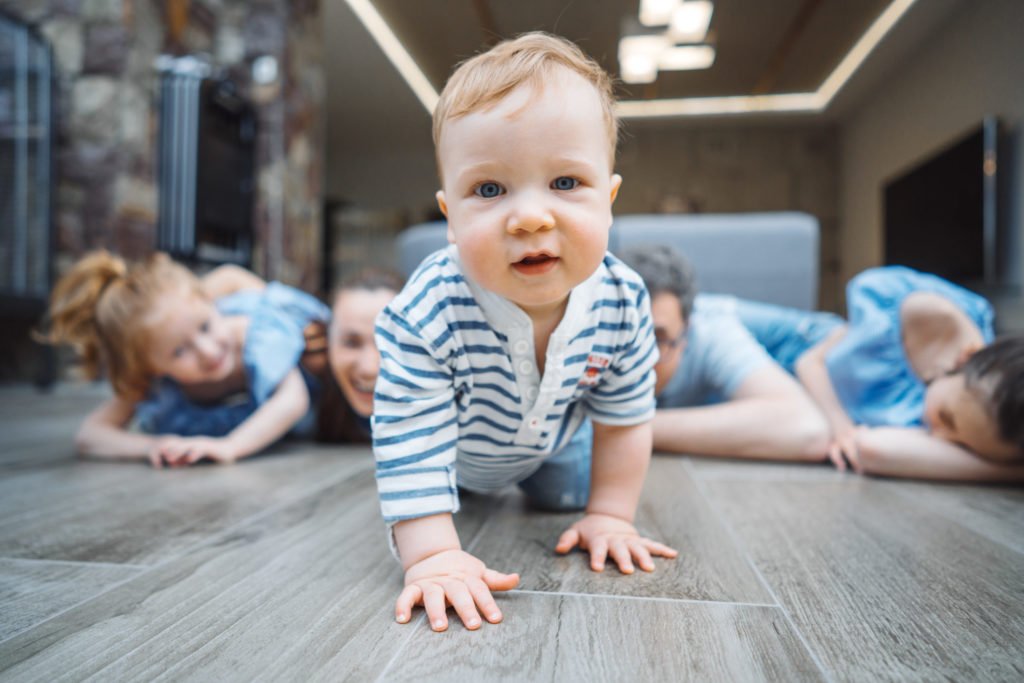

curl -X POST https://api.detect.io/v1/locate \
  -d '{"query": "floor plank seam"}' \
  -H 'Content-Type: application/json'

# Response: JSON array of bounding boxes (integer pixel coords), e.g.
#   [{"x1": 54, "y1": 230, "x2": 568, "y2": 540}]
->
[
  {"x1": 681, "y1": 459, "x2": 836, "y2": 683},
  {"x1": 509, "y1": 588, "x2": 778, "y2": 609},
  {"x1": 374, "y1": 614, "x2": 429, "y2": 682},
  {"x1": 0, "y1": 557, "x2": 150, "y2": 571},
  {"x1": 0, "y1": 464, "x2": 368, "y2": 652}
]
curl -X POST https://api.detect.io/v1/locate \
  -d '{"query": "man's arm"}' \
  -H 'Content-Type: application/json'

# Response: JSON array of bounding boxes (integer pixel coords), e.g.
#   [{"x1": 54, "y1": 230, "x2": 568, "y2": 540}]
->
[
  {"x1": 653, "y1": 363, "x2": 830, "y2": 461},
  {"x1": 854, "y1": 426, "x2": 1024, "y2": 482}
]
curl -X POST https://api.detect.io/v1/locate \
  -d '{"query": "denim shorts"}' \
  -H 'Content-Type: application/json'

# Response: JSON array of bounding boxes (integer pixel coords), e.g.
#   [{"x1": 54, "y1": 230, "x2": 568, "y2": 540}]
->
[{"x1": 516, "y1": 419, "x2": 593, "y2": 511}]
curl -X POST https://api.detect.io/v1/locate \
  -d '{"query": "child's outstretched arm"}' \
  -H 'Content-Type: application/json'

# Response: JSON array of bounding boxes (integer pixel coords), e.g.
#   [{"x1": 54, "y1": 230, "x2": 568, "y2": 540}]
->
[
  {"x1": 392, "y1": 513, "x2": 519, "y2": 632},
  {"x1": 200, "y1": 264, "x2": 265, "y2": 299},
  {"x1": 795, "y1": 326, "x2": 857, "y2": 469},
  {"x1": 75, "y1": 396, "x2": 159, "y2": 461},
  {"x1": 155, "y1": 367, "x2": 309, "y2": 467},
  {"x1": 852, "y1": 426, "x2": 1024, "y2": 482},
  {"x1": 555, "y1": 421, "x2": 678, "y2": 573}
]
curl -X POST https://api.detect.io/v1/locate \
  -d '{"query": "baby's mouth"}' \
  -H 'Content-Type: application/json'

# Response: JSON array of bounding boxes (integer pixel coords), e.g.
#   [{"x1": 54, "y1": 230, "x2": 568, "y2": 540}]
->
[{"x1": 513, "y1": 252, "x2": 559, "y2": 275}]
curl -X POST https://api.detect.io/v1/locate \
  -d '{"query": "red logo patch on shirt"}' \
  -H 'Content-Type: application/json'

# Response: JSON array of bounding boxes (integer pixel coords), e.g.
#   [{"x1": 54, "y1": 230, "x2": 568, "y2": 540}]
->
[{"x1": 579, "y1": 352, "x2": 612, "y2": 387}]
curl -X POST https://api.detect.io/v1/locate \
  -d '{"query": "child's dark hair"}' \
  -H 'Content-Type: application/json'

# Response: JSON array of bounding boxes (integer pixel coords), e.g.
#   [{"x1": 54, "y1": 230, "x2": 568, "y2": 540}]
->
[{"x1": 964, "y1": 335, "x2": 1024, "y2": 460}]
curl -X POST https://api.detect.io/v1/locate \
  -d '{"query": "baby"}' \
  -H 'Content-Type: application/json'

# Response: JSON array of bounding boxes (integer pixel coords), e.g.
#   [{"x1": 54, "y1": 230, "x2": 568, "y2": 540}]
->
[{"x1": 372, "y1": 32, "x2": 677, "y2": 632}]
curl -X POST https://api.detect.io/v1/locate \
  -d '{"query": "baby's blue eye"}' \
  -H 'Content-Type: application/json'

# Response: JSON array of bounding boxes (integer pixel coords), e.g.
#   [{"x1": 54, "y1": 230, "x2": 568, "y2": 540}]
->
[
  {"x1": 552, "y1": 176, "x2": 579, "y2": 191},
  {"x1": 475, "y1": 182, "x2": 503, "y2": 198}
]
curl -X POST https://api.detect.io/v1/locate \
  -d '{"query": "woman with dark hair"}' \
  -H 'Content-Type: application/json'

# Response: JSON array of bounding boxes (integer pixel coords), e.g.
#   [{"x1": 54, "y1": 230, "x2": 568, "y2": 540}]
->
[{"x1": 317, "y1": 268, "x2": 404, "y2": 443}]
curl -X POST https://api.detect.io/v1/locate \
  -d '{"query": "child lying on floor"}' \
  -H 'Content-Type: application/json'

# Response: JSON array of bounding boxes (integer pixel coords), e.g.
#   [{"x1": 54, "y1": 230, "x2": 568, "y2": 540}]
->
[
  {"x1": 44, "y1": 250, "x2": 329, "y2": 468},
  {"x1": 724, "y1": 266, "x2": 1024, "y2": 481},
  {"x1": 372, "y1": 33, "x2": 676, "y2": 633}
]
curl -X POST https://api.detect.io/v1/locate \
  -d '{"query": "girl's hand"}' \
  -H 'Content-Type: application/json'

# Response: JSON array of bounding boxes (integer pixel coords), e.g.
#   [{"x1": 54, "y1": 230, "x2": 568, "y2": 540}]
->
[
  {"x1": 149, "y1": 436, "x2": 241, "y2": 468},
  {"x1": 555, "y1": 513, "x2": 678, "y2": 574},
  {"x1": 397, "y1": 549, "x2": 519, "y2": 632},
  {"x1": 827, "y1": 425, "x2": 862, "y2": 473}
]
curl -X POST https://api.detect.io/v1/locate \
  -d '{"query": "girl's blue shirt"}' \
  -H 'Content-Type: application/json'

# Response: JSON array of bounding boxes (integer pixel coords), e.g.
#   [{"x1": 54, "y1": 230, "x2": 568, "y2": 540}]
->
[
  {"x1": 825, "y1": 266, "x2": 994, "y2": 427},
  {"x1": 135, "y1": 282, "x2": 330, "y2": 437}
]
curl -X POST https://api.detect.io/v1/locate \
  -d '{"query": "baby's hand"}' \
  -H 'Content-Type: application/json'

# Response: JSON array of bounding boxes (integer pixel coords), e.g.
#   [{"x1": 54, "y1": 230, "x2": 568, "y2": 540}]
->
[
  {"x1": 149, "y1": 436, "x2": 240, "y2": 468},
  {"x1": 397, "y1": 549, "x2": 519, "y2": 632},
  {"x1": 555, "y1": 513, "x2": 678, "y2": 574}
]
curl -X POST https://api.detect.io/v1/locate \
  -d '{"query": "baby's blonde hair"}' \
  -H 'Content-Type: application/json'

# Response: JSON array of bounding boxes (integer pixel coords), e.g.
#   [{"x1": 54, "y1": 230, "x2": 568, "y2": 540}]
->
[
  {"x1": 42, "y1": 250, "x2": 204, "y2": 401},
  {"x1": 432, "y1": 32, "x2": 619, "y2": 170}
]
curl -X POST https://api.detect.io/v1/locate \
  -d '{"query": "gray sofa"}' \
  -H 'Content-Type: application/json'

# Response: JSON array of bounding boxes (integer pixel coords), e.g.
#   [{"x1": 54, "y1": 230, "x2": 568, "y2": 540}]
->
[{"x1": 395, "y1": 211, "x2": 820, "y2": 310}]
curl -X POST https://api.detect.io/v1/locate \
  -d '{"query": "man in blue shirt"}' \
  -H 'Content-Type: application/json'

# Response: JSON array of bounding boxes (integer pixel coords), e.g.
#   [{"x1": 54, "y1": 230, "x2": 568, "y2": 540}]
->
[{"x1": 620, "y1": 245, "x2": 831, "y2": 461}]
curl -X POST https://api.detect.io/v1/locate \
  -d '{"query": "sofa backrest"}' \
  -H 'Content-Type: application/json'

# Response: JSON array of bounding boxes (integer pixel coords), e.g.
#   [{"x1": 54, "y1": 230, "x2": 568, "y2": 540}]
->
[
  {"x1": 611, "y1": 212, "x2": 819, "y2": 310},
  {"x1": 395, "y1": 211, "x2": 820, "y2": 310}
]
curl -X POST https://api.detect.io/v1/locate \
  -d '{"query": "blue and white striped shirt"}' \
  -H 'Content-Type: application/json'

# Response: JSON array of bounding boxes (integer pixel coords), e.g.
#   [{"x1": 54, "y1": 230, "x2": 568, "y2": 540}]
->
[{"x1": 373, "y1": 245, "x2": 658, "y2": 523}]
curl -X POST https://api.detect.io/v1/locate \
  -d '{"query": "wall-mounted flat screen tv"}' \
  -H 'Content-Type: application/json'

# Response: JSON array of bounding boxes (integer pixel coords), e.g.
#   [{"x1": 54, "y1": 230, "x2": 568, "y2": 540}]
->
[{"x1": 883, "y1": 117, "x2": 998, "y2": 286}]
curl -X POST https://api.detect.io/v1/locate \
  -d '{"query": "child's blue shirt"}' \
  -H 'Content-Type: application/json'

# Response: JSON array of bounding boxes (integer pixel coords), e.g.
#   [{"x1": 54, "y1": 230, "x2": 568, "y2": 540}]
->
[{"x1": 826, "y1": 266, "x2": 994, "y2": 427}]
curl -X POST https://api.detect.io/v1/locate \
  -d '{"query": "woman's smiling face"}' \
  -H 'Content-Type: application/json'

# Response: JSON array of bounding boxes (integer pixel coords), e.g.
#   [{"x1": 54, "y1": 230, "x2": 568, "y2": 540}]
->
[{"x1": 328, "y1": 287, "x2": 396, "y2": 418}]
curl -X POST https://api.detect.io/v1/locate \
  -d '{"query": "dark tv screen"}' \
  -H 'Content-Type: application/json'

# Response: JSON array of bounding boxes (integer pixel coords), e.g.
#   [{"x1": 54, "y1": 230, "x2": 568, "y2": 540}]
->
[{"x1": 883, "y1": 118, "x2": 997, "y2": 285}]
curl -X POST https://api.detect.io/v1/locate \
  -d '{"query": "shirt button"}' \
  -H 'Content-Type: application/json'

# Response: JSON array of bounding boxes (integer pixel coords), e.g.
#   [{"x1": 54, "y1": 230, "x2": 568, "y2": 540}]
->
[
  {"x1": 518, "y1": 359, "x2": 534, "y2": 374},
  {"x1": 528, "y1": 416, "x2": 543, "y2": 431},
  {"x1": 525, "y1": 386, "x2": 538, "y2": 400},
  {"x1": 513, "y1": 339, "x2": 530, "y2": 355}
]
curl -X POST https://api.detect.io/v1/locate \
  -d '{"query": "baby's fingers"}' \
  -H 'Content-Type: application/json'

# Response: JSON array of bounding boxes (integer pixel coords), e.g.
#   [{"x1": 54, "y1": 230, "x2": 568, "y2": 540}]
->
[
  {"x1": 443, "y1": 581, "x2": 482, "y2": 630},
  {"x1": 423, "y1": 583, "x2": 448, "y2": 632},
  {"x1": 395, "y1": 584, "x2": 423, "y2": 624},
  {"x1": 641, "y1": 538, "x2": 678, "y2": 559},
  {"x1": 629, "y1": 540, "x2": 655, "y2": 572},
  {"x1": 589, "y1": 537, "x2": 609, "y2": 572},
  {"x1": 609, "y1": 539, "x2": 634, "y2": 574},
  {"x1": 481, "y1": 568, "x2": 519, "y2": 592},
  {"x1": 466, "y1": 577, "x2": 504, "y2": 624},
  {"x1": 555, "y1": 527, "x2": 580, "y2": 554}
]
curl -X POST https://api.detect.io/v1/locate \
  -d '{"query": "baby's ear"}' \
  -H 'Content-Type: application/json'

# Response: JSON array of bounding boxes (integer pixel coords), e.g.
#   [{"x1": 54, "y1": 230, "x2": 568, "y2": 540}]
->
[
  {"x1": 955, "y1": 341, "x2": 985, "y2": 370},
  {"x1": 435, "y1": 191, "x2": 455, "y2": 243},
  {"x1": 609, "y1": 174, "x2": 622, "y2": 205}
]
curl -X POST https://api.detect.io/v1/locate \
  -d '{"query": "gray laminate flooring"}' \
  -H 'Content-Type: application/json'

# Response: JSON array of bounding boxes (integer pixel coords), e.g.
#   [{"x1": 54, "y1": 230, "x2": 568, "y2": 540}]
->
[{"x1": 0, "y1": 384, "x2": 1022, "y2": 681}]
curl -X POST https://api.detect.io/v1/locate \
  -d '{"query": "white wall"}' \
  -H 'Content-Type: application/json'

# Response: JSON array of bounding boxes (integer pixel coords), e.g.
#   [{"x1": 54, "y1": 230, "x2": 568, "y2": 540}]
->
[{"x1": 839, "y1": 0, "x2": 1024, "y2": 302}]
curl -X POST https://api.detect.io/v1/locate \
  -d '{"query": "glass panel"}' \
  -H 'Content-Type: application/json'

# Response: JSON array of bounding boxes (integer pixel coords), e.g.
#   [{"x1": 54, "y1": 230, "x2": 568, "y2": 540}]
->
[{"x1": 0, "y1": 14, "x2": 51, "y2": 299}]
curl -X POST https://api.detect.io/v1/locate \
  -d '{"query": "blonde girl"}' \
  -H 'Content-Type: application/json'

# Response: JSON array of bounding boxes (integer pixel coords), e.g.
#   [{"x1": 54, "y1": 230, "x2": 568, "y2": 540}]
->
[{"x1": 45, "y1": 250, "x2": 329, "y2": 468}]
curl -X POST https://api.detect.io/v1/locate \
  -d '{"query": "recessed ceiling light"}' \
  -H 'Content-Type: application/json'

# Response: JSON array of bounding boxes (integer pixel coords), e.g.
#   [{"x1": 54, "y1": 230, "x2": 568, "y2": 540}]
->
[
  {"x1": 618, "y1": 34, "x2": 669, "y2": 83},
  {"x1": 669, "y1": 1, "x2": 714, "y2": 43},
  {"x1": 639, "y1": 0, "x2": 680, "y2": 27},
  {"x1": 659, "y1": 44, "x2": 716, "y2": 71}
]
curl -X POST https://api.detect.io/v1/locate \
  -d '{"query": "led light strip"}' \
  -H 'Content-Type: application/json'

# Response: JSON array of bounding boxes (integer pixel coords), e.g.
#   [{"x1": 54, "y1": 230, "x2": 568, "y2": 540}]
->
[
  {"x1": 618, "y1": 0, "x2": 920, "y2": 117},
  {"x1": 346, "y1": 0, "x2": 919, "y2": 118},
  {"x1": 343, "y1": 0, "x2": 439, "y2": 113}
]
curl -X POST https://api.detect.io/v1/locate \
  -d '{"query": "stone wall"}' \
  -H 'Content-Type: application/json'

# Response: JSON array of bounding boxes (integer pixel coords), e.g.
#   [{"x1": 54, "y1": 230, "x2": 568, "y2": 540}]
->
[{"x1": 3, "y1": 0, "x2": 325, "y2": 290}]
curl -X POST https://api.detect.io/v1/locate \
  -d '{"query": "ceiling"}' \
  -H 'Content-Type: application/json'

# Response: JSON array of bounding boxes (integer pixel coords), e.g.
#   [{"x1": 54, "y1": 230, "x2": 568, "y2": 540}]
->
[
  {"x1": 370, "y1": 0, "x2": 894, "y2": 101},
  {"x1": 322, "y1": 0, "x2": 967, "y2": 204}
]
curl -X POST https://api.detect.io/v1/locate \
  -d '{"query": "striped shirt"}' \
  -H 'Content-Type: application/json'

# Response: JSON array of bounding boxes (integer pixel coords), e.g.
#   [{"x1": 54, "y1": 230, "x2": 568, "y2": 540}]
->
[{"x1": 373, "y1": 245, "x2": 658, "y2": 523}]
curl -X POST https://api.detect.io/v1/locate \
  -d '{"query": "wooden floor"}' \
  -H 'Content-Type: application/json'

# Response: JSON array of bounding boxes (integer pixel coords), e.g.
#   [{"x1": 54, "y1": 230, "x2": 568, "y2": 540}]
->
[{"x1": 1, "y1": 385, "x2": 1023, "y2": 682}]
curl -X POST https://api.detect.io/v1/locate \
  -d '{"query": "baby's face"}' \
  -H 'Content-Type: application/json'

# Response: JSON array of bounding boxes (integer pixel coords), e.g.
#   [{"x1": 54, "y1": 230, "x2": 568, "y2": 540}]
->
[
  {"x1": 923, "y1": 372, "x2": 1017, "y2": 462},
  {"x1": 436, "y1": 68, "x2": 621, "y2": 319}
]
